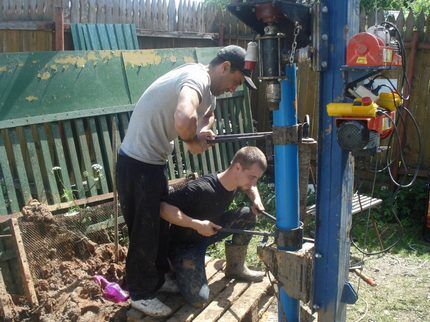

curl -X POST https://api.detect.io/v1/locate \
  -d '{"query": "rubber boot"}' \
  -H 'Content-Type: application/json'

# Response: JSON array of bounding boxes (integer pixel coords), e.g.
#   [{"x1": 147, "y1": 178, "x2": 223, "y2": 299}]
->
[{"x1": 224, "y1": 241, "x2": 264, "y2": 282}]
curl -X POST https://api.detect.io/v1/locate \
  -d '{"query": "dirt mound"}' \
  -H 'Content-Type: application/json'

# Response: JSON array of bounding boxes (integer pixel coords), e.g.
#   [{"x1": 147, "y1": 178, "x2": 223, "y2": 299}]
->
[
  {"x1": 21, "y1": 199, "x2": 55, "y2": 223},
  {"x1": 7, "y1": 200, "x2": 130, "y2": 321}
]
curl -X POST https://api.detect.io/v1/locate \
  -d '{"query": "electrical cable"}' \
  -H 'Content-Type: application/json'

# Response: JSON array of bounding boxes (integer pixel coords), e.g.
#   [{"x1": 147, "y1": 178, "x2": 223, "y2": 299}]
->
[
  {"x1": 367, "y1": 73, "x2": 422, "y2": 187},
  {"x1": 380, "y1": 21, "x2": 410, "y2": 101},
  {"x1": 351, "y1": 154, "x2": 404, "y2": 256},
  {"x1": 386, "y1": 105, "x2": 423, "y2": 188}
]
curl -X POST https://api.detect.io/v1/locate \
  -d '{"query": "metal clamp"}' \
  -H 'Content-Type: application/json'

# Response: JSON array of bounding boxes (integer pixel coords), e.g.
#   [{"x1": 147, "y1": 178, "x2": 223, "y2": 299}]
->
[
  {"x1": 272, "y1": 124, "x2": 303, "y2": 145},
  {"x1": 275, "y1": 222, "x2": 304, "y2": 249}
]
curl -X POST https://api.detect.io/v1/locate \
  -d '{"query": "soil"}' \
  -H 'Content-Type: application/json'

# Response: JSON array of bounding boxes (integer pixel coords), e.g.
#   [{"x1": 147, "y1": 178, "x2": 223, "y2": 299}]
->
[{"x1": 5, "y1": 200, "x2": 130, "y2": 322}]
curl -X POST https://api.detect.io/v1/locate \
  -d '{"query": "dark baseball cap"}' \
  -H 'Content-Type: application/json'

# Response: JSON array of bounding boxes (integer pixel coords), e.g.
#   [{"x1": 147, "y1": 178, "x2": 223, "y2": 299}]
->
[{"x1": 217, "y1": 45, "x2": 257, "y2": 90}]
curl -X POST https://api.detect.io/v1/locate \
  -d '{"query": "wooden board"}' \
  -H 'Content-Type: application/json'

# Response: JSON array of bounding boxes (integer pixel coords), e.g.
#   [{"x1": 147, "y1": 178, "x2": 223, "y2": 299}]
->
[
  {"x1": 9, "y1": 218, "x2": 38, "y2": 307},
  {"x1": 126, "y1": 259, "x2": 274, "y2": 322}
]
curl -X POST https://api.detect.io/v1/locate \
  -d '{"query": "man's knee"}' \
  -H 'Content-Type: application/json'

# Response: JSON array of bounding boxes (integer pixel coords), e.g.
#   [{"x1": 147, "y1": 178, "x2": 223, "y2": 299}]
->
[{"x1": 237, "y1": 206, "x2": 257, "y2": 227}]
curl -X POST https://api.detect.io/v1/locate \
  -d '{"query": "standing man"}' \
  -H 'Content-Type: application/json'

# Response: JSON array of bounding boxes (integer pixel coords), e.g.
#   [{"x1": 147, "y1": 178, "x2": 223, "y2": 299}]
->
[
  {"x1": 116, "y1": 45, "x2": 257, "y2": 317},
  {"x1": 160, "y1": 146, "x2": 267, "y2": 307}
]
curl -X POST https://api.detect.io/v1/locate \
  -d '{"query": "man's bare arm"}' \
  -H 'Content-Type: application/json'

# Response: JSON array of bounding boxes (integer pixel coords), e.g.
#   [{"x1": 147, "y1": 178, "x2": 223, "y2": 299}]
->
[
  {"x1": 174, "y1": 86, "x2": 214, "y2": 154},
  {"x1": 160, "y1": 201, "x2": 221, "y2": 237},
  {"x1": 243, "y1": 185, "x2": 265, "y2": 213}
]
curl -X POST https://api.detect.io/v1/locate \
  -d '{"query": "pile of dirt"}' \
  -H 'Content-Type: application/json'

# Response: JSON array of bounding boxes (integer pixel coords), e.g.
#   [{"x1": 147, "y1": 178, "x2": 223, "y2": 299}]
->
[
  {"x1": 32, "y1": 243, "x2": 129, "y2": 322},
  {"x1": 21, "y1": 199, "x2": 55, "y2": 223},
  {"x1": 8, "y1": 200, "x2": 130, "y2": 321}
]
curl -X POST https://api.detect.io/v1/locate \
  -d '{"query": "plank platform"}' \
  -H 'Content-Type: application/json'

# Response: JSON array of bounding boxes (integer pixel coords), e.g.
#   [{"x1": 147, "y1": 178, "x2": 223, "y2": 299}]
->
[{"x1": 127, "y1": 258, "x2": 274, "y2": 322}]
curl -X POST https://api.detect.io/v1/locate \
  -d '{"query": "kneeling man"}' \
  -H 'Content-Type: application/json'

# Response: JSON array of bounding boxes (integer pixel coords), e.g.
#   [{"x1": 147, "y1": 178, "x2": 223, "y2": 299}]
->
[{"x1": 160, "y1": 146, "x2": 267, "y2": 307}]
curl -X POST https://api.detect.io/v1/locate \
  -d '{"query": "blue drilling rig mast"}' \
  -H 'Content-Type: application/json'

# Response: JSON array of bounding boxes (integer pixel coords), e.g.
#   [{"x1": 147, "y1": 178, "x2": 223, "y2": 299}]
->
[{"x1": 227, "y1": 0, "x2": 360, "y2": 321}]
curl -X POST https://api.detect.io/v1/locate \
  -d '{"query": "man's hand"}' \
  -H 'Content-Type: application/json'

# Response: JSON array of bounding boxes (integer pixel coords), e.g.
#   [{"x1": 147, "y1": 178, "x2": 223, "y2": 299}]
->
[
  {"x1": 185, "y1": 129, "x2": 215, "y2": 154},
  {"x1": 251, "y1": 200, "x2": 265, "y2": 215},
  {"x1": 194, "y1": 220, "x2": 222, "y2": 237},
  {"x1": 197, "y1": 128, "x2": 215, "y2": 150}
]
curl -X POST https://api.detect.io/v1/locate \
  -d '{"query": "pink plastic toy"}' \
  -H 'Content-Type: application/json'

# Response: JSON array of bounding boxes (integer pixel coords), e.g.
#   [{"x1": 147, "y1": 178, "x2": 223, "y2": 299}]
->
[{"x1": 93, "y1": 275, "x2": 129, "y2": 303}]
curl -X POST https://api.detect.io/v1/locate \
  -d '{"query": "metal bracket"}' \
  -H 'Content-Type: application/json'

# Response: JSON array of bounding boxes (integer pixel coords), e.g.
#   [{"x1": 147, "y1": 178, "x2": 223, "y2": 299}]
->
[
  {"x1": 275, "y1": 222, "x2": 303, "y2": 249},
  {"x1": 257, "y1": 242, "x2": 314, "y2": 302},
  {"x1": 272, "y1": 124, "x2": 302, "y2": 145},
  {"x1": 341, "y1": 282, "x2": 358, "y2": 304},
  {"x1": 311, "y1": 1, "x2": 329, "y2": 71}
]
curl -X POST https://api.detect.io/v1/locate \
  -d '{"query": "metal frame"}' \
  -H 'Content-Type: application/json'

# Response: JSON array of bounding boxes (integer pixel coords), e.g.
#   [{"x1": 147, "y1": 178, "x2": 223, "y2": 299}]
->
[{"x1": 312, "y1": 1, "x2": 360, "y2": 320}]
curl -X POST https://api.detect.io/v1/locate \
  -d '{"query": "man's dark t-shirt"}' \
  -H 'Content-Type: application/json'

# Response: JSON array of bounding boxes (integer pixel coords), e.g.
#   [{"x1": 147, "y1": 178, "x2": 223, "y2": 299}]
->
[{"x1": 163, "y1": 174, "x2": 236, "y2": 244}]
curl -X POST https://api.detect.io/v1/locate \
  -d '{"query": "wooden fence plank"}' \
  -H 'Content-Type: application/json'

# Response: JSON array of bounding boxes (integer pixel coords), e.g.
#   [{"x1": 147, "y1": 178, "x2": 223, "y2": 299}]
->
[
  {"x1": 138, "y1": 0, "x2": 145, "y2": 29},
  {"x1": 95, "y1": 0, "x2": 105, "y2": 23},
  {"x1": 118, "y1": 113, "x2": 129, "y2": 137},
  {"x1": 144, "y1": 0, "x2": 151, "y2": 29},
  {"x1": 212, "y1": 140, "x2": 223, "y2": 173},
  {"x1": 0, "y1": 132, "x2": 19, "y2": 213},
  {"x1": 50, "y1": 122, "x2": 73, "y2": 196},
  {"x1": 405, "y1": 10, "x2": 414, "y2": 42},
  {"x1": 174, "y1": 138, "x2": 184, "y2": 178},
  {"x1": 105, "y1": 0, "x2": 113, "y2": 24},
  {"x1": 132, "y1": 0, "x2": 139, "y2": 27},
  {"x1": 119, "y1": 0, "x2": 126, "y2": 23},
  {"x1": 167, "y1": 0, "x2": 175, "y2": 31},
  {"x1": 23, "y1": 126, "x2": 46, "y2": 203},
  {"x1": 425, "y1": 14, "x2": 430, "y2": 43},
  {"x1": 221, "y1": 99, "x2": 235, "y2": 161},
  {"x1": 214, "y1": 104, "x2": 228, "y2": 170},
  {"x1": 199, "y1": 145, "x2": 209, "y2": 175},
  {"x1": 88, "y1": 118, "x2": 109, "y2": 193},
  {"x1": 167, "y1": 154, "x2": 175, "y2": 179},
  {"x1": 8, "y1": 129, "x2": 32, "y2": 205},
  {"x1": 97, "y1": 116, "x2": 114, "y2": 188},
  {"x1": 74, "y1": 119, "x2": 97, "y2": 196},
  {"x1": 0, "y1": 182, "x2": 7, "y2": 215},
  {"x1": 181, "y1": 140, "x2": 192, "y2": 174},
  {"x1": 36, "y1": 124, "x2": 60, "y2": 204},
  {"x1": 177, "y1": 0, "x2": 184, "y2": 31},
  {"x1": 228, "y1": 98, "x2": 241, "y2": 152},
  {"x1": 63, "y1": 120, "x2": 85, "y2": 199},
  {"x1": 205, "y1": 145, "x2": 216, "y2": 173},
  {"x1": 416, "y1": 11, "x2": 426, "y2": 42}
]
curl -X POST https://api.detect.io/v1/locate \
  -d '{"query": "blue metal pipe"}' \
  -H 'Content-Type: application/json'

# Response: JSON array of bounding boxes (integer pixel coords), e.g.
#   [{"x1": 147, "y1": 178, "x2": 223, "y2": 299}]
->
[{"x1": 273, "y1": 64, "x2": 300, "y2": 322}]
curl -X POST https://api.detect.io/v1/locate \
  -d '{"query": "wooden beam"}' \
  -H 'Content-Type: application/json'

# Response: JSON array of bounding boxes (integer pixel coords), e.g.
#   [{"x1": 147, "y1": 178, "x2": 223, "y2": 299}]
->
[
  {"x1": 135, "y1": 28, "x2": 218, "y2": 40},
  {"x1": 54, "y1": 7, "x2": 65, "y2": 51},
  {"x1": 47, "y1": 192, "x2": 114, "y2": 212},
  {"x1": 9, "y1": 219, "x2": 38, "y2": 308},
  {"x1": 0, "y1": 104, "x2": 134, "y2": 131},
  {"x1": 0, "y1": 21, "x2": 54, "y2": 31},
  {"x1": 0, "y1": 269, "x2": 14, "y2": 321},
  {"x1": 0, "y1": 214, "x2": 22, "y2": 224}
]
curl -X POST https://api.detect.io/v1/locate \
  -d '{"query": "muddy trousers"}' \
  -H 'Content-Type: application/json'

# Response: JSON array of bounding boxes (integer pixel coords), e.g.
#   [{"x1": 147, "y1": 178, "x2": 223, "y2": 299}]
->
[
  {"x1": 116, "y1": 153, "x2": 170, "y2": 300},
  {"x1": 169, "y1": 207, "x2": 256, "y2": 307}
]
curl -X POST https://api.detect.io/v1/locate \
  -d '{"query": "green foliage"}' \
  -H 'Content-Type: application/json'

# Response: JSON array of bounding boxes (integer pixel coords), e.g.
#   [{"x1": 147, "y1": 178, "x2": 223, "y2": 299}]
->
[
  {"x1": 51, "y1": 164, "x2": 104, "y2": 214},
  {"x1": 202, "y1": 0, "x2": 229, "y2": 10},
  {"x1": 372, "y1": 179, "x2": 427, "y2": 222},
  {"x1": 361, "y1": 0, "x2": 430, "y2": 13},
  {"x1": 351, "y1": 179, "x2": 429, "y2": 255}
]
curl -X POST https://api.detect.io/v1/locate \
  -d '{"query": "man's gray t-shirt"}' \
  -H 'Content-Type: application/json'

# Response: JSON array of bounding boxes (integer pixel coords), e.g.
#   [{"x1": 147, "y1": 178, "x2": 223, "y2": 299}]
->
[{"x1": 121, "y1": 63, "x2": 216, "y2": 165}]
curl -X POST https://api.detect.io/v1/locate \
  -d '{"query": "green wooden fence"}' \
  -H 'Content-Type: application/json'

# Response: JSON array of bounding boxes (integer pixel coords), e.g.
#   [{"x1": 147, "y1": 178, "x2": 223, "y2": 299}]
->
[{"x1": 0, "y1": 47, "x2": 254, "y2": 215}]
